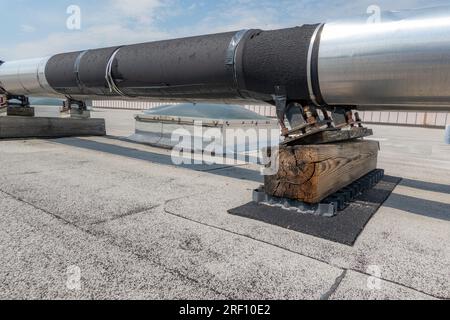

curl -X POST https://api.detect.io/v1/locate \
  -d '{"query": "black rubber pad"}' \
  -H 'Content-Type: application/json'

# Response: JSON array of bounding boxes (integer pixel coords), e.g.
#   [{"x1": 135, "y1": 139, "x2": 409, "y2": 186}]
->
[{"x1": 229, "y1": 176, "x2": 401, "y2": 246}]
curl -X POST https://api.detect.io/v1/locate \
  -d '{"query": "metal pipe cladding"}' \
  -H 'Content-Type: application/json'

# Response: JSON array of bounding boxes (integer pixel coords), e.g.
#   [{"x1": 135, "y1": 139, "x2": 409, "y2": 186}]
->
[{"x1": 1, "y1": 6, "x2": 450, "y2": 112}]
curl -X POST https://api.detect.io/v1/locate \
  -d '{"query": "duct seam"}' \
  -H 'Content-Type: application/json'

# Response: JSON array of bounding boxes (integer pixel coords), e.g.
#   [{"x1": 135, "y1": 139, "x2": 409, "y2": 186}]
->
[
  {"x1": 37, "y1": 57, "x2": 58, "y2": 95},
  {"x1": 105, "y1": 47, "x2": 127, "y2": 97},
  {"x1": 226, "y1": 29, "x2": 250, "y2": 98},
  {"x1": 36, "y1": 60, "x2": 44, "y2": 92},
  {"x1": 17, "y1": 64, "x2": 31, "y2": 95},
  {"x1": 74, "y1": 50, "x2": 89, "y2": 91},
  {"x1": 307, "y1": 23, "x2": 325, "y2": 107}
]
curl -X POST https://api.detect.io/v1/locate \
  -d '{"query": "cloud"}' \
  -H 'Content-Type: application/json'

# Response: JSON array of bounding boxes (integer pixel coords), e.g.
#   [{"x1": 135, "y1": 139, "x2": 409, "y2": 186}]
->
[
  {"x1": 7, "y1": 24, "x2": 169, "y2": 59},
  {"x1": 3, "y1": 0, "x2": 450, "y2": 60},
  {"x1": 111, "y1": 0, "x2": 164, "y2": 24},
  {"x1": 2, "y1": 0, "x2": 170, "y2": 59},
  {"x1": 20, "y1": 24, "x2": 36, "y2": 33},
  {"x1": 170, "y1": 0, "x2": 287, "y2": 37}
]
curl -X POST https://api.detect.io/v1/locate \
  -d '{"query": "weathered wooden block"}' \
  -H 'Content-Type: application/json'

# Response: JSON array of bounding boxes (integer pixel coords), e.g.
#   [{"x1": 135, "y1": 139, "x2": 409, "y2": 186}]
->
[
  {"x1": 265, "y1": 140, "x2": 379, "y2": 204},
  {"x1": 7, "y1": 107, "x2": 35, "y2": 117},
  {"x1": 0, "y1": 116, "x2": 106, "y2": 139}
]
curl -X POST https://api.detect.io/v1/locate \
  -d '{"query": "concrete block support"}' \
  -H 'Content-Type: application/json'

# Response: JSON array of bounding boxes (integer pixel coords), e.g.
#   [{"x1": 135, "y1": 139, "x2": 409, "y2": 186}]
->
[
  {"x1": 70, "y1": 109, "x2": 91, "y2": 119},
  {"x1": 0, "y1": 116, "x2": 106, "y2": 139},
  {"x1": 6, "y1": 107, "x2": 35, "y2": 117}
]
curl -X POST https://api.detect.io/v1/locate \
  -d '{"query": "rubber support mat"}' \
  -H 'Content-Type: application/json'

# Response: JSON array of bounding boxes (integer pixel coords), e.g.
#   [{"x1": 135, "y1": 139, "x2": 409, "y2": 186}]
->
[{"x1": 229, "y1": 176, "x2": 401, "y2": 246}]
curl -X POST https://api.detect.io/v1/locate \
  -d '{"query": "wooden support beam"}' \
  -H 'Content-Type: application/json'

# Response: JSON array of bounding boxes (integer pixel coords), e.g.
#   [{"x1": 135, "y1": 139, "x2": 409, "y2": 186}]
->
[
  {"x1": 7, "y1": 107, "x2": 35, "y2": 117},
  {"x1": 264, "y1": 140, "x2": 379, "y2": 204},
  {"x1": 0, "y1": 116, "x2": 106, "y2": 139}
]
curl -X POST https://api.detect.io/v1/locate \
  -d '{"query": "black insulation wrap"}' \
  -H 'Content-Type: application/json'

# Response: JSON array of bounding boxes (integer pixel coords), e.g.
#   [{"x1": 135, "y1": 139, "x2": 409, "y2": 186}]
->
[
  {"x1": 77, "y1": 46, "x2": 121, "y2": 95},
  {"x1": 111, "y1": 32, "x2": 239, "y2": 99},
  {"x1": 239, "y1": 25, "x2": 320, "y2": 102},
  {"x1": 46, "y1": 47, "x2": 121, "y2": 96},
  {"x1": 44, "y1": 25, "x2": 320, "y2": 103},
  {"x1": 45, "y1": 51, "x2": 83, "y2": 95}
]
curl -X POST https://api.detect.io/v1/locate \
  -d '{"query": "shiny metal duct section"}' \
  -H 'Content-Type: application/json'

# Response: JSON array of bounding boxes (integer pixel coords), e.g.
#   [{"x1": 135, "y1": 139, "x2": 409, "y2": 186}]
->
[
  {"x1": 0, "y1": 57, "x2": 60, "y2": 97},
  {"x1": 317, "y1": 7, "x2": 450, "y2": 111}
]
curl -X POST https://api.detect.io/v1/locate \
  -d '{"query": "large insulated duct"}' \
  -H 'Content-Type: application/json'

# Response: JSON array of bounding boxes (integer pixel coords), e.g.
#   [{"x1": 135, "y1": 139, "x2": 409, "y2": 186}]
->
[
  {"x1": 0, "y1": 26, "x2": 318, "y2": 105},
  {"x1": 1, "y1": 6, "x2": 450, "y2": 112}
]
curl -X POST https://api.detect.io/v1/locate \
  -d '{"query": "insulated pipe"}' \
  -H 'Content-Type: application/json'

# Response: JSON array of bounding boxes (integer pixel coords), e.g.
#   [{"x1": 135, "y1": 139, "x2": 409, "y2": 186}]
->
[
  {"x1": 0, "y1": 26, "x2": 318, "y2": 105},
  {"x1": 1, "y1": 7, "x2": 450, "y2": 112}
]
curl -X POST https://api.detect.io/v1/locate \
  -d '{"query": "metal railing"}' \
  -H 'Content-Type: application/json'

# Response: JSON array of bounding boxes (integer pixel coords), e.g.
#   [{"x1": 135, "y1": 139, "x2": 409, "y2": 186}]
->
[
  {"x1": 358, "y1": 111, "x2": 449, "y2": 129},
  {"x1": 92, "y1": 100, "x2": 450, "y2": 128}
]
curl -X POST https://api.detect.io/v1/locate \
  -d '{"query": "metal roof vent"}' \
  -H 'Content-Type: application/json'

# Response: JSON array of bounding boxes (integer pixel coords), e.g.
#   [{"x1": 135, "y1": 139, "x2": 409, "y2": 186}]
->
[
  {"x1": 142, "y1": 103, "x2": 270, "y2": 121},
  {"x1": 130, "y1": 103, "x2": 280, "y2": 153}
]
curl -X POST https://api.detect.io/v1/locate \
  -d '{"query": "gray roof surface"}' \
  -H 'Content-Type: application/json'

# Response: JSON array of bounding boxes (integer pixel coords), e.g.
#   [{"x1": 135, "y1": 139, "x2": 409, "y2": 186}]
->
[{"x1": 0, "y1": 109, "x2": 448, "y2": 300}]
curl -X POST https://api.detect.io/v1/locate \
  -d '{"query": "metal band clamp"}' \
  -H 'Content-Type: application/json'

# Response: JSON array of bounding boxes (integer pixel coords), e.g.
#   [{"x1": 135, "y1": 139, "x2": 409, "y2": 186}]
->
[
  {"x1": 307, "y1": 23, "x2": 325, "y2": 107},
  {"x1": 105, "y1": 47, "x2": 128, "y2": 97},
  {"x1": 226, "y1": 29, "x2": 250, "y2": 98}
]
